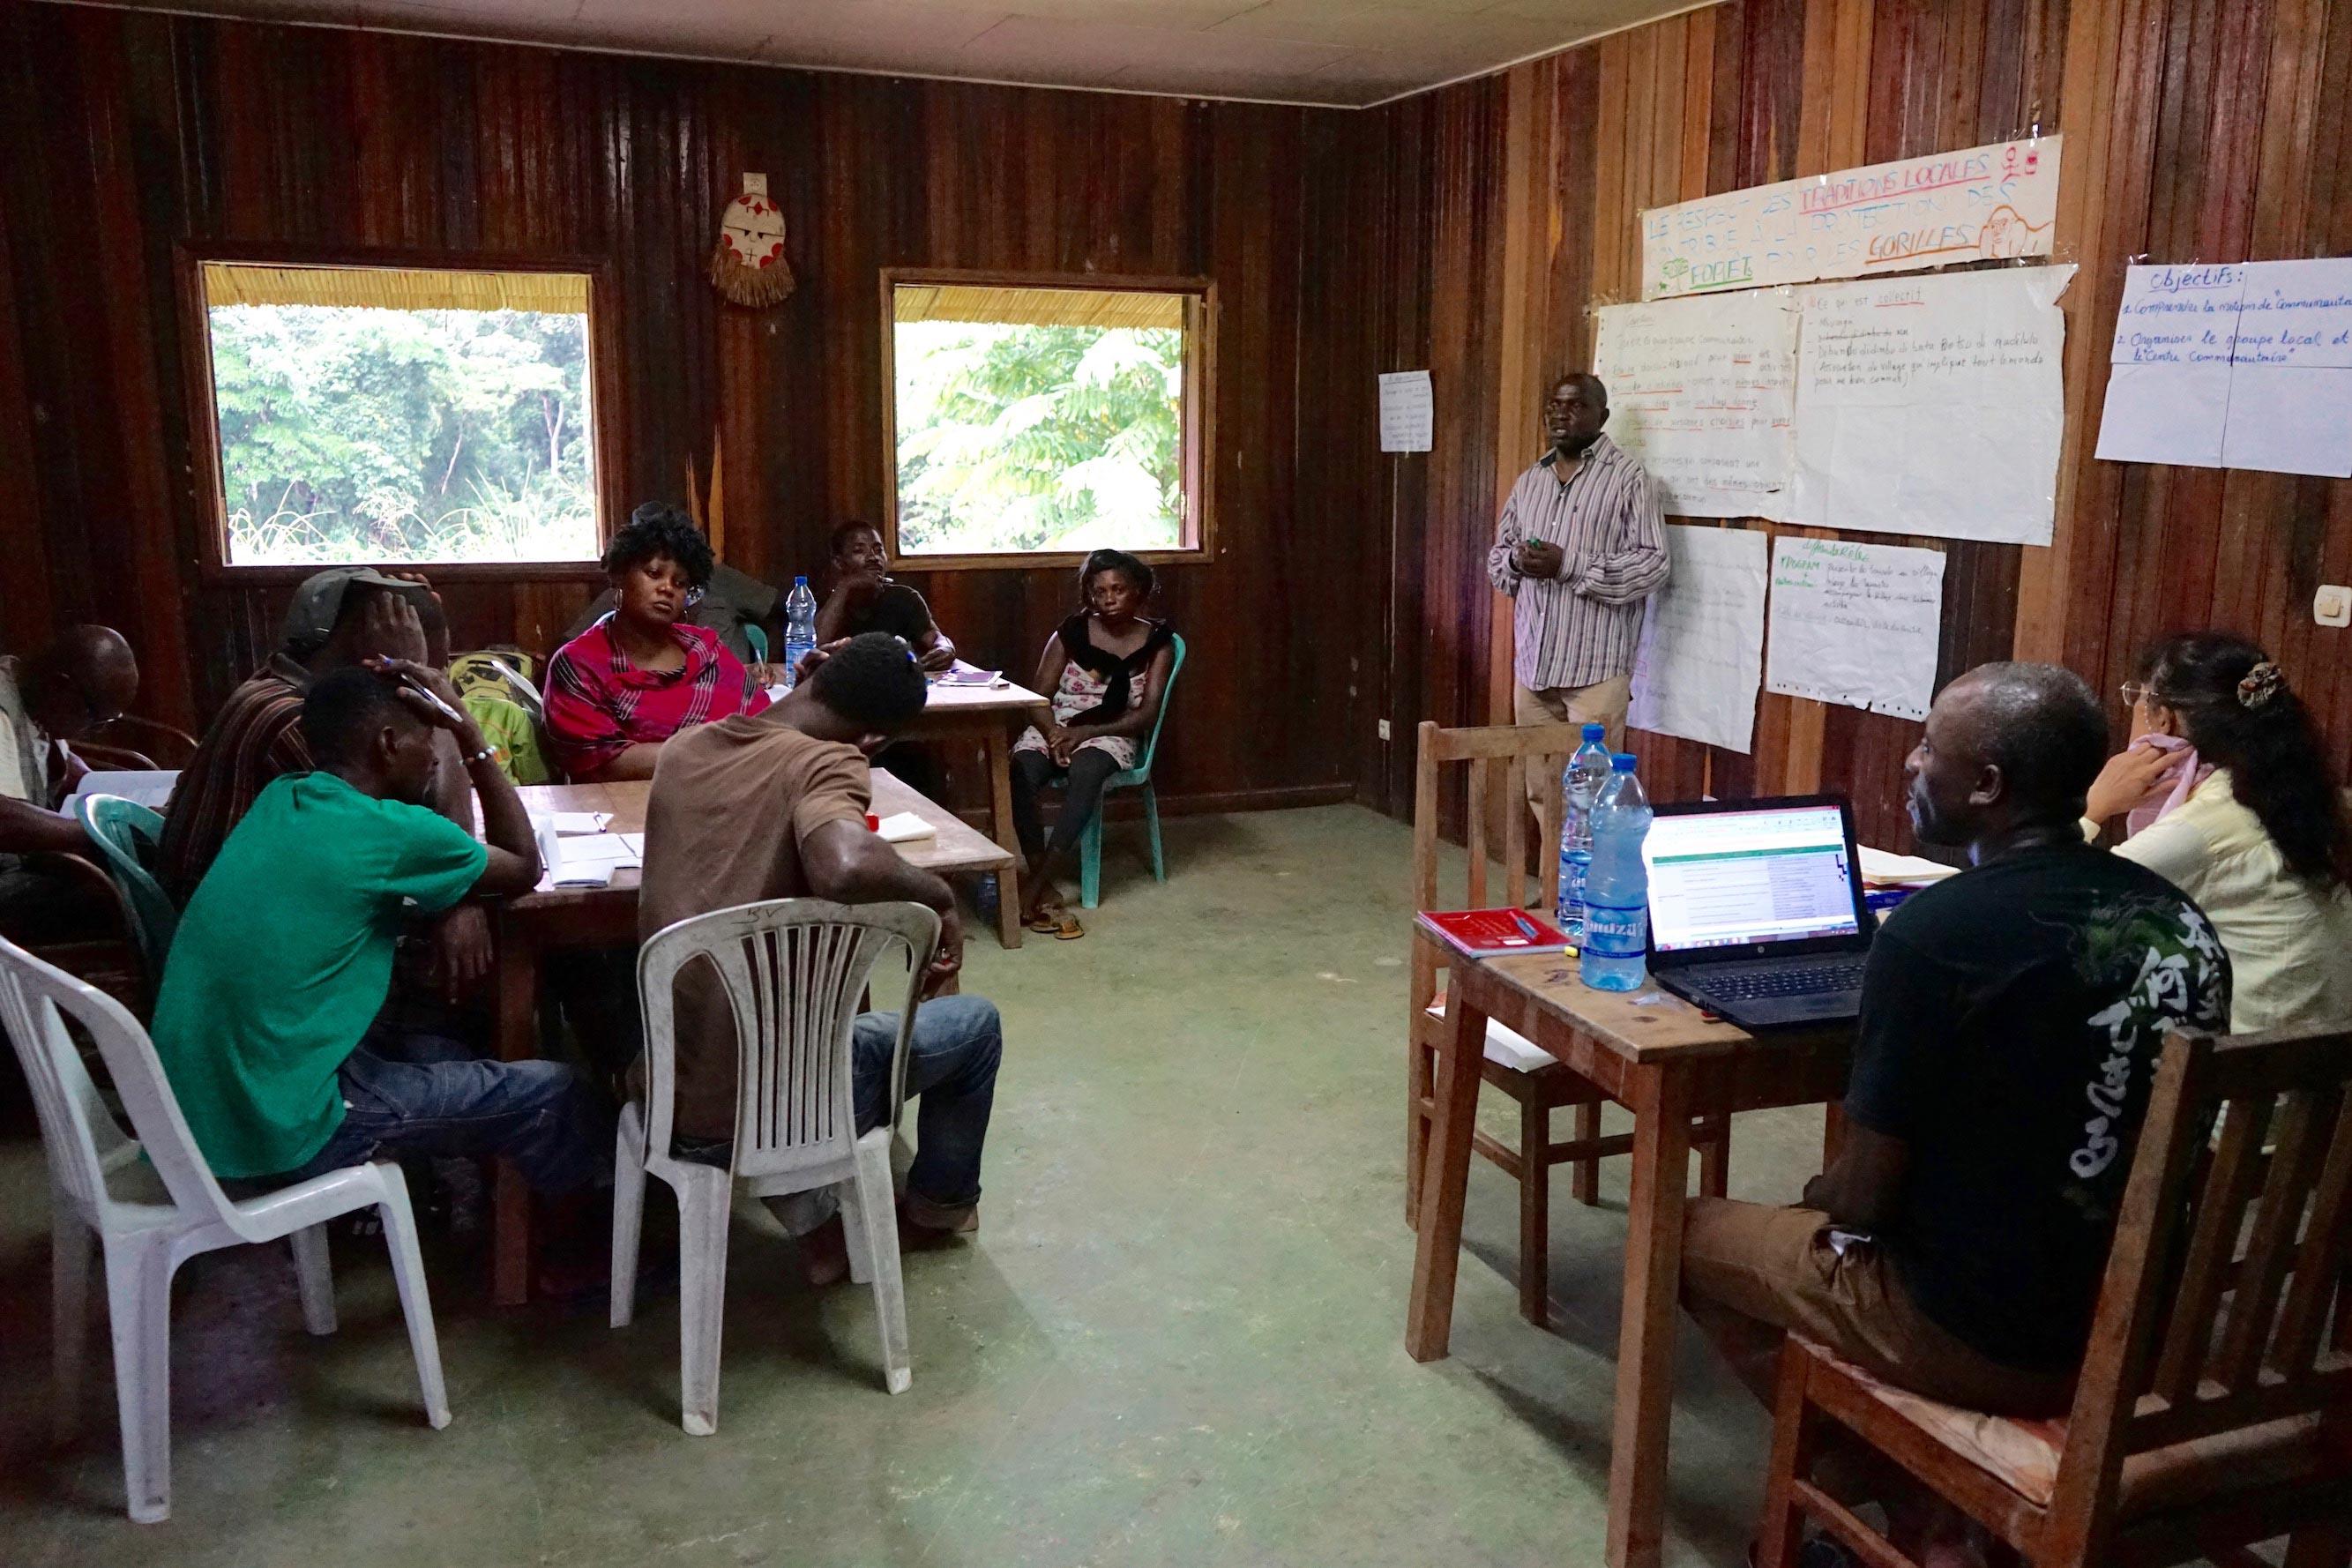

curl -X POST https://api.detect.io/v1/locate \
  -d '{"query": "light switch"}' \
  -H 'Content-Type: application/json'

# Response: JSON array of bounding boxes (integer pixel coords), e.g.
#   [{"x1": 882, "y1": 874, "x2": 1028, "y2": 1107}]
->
[
  {"x1": 1378, "y1": 719, "x2": 1392, "y2": 741},
  {"x1": 2318, "y1": 585, "x2": 2351, "y2": 629}
]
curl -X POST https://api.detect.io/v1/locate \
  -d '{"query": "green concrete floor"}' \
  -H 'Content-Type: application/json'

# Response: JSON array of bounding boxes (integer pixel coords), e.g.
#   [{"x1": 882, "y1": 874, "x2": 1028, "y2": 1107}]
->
[{"x1": 0, "y1": 803, "x2": 1833, "y2": 1567}]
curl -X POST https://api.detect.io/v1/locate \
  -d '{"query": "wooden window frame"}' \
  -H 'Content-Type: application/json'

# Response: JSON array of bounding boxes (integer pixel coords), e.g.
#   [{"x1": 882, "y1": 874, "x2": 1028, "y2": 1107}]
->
[
  {"x1": 179, "y1": 241, "x2": 625, "y2": 586},
  {"x1": 877, "y1": 267, "x2": 1215, "y2": 572}
]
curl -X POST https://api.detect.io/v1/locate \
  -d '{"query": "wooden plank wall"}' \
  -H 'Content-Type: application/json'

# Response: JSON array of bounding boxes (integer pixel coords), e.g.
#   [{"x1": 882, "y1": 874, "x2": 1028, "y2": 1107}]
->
[
  {"x1": 0, "y1": 3, "x2": 1372, "y2": 815},
  {"x1": 1332, "y1": 0, "x2": 2352, "y2": 851}
]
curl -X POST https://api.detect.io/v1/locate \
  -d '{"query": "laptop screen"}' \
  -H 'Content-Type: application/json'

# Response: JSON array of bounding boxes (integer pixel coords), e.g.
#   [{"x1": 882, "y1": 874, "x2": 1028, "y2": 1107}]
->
[{"x1": 1641, "y1": 803, "x2": 1862, "y2": 955}]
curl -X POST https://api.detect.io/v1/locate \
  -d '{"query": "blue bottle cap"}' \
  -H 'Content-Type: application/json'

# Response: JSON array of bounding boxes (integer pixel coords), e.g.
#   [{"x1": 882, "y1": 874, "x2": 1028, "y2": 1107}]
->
[
  {"x1": 794, "y1": 574, "x2": 809, "y2": 586},
  {"x1": 1610, "y1": 752, "x2": 1637, "y2": 770},
  {"x1": 1582, "y1": 722, "x2": 1606, "y2": 741}
]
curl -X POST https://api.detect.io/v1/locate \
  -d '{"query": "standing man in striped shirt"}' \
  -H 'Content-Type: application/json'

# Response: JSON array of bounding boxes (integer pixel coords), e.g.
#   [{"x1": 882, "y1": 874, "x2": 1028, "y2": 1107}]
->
[{"x1": 1487, "y1": 372, "x2": 1669, "y2": 827}]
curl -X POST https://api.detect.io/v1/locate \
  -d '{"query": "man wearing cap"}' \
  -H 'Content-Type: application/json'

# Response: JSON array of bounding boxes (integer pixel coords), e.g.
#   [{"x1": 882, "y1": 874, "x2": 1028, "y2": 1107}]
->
[
  {"x1": 160, "y1": 569, "x2": 459, "y2": 900},
  {"x1": 159, "y1": 570, "x2": 504, "y2": 1018}
]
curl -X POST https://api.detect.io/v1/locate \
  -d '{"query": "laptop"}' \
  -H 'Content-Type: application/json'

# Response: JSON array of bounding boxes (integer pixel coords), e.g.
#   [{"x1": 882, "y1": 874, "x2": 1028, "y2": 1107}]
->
[{"x1": 1640, "y1": 795, "x2": 1877, "y2": 1028}]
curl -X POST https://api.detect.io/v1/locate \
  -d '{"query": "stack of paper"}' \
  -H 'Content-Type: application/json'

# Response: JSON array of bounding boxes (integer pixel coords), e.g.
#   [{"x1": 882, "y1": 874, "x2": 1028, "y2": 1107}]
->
[
  {"x1": 550, "y1": 833, "x2": 642, "y2": 888},
  {"x1": 877, "y1": 811, "x2": 935, "y2": 844}
]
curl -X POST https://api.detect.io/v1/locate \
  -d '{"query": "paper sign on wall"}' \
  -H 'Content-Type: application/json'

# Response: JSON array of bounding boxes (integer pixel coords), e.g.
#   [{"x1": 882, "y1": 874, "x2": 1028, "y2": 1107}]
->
[
  {"x1": 1789, "y1": 265, "x2": 2073, "y2": 545},
  {"x1": 2095, "y1": 264, "x2": 2244, "y2": 468},
  {"x1": 1593, "y1": 294, "x2": 1800, "y2": 519},
  {"x1": 1629, "y1": 526, "x2": 1769, "y2": 753},
  {"x1": 2096, "y1": 259, "x2": 2352, "y2": 477},
  {"x1": 1766, "y1": 536, "x2": 1945, "y2": 722},
  {"x1": 1641, "y1": 136, "x2": 2061, "y2": 301},
  {"x1": 1378, "y1": 370, "x2": 1434, "y2": 452},
  {"x1": 2225, "y1": 260, "x2": 2352, "y2": 474}
]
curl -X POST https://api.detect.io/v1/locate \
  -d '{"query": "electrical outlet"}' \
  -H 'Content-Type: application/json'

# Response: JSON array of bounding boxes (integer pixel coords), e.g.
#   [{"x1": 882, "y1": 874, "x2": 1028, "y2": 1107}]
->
[
  {"x1": 2318, "y1": 585, "x2": 2351, "y2": 629},
  {"x1": 1378, "y1": 719, "x2": 1393, "y2": 741}
]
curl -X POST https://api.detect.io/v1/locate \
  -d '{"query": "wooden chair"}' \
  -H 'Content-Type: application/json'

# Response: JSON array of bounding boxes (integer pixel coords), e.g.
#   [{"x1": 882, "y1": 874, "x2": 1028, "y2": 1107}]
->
[
  {"x1": 71, "y1": 742, "x2": 161, "y2": 773},
  {"x1": 92, "y1": 715, "x2": 199, "y2": 768},
  {"x1": 1758, "y1": 1024, "x2": 2352, "y2": 1568},
  {"x1": 1405, "y1": 720, "x2": 1729, "y2": 1328}
]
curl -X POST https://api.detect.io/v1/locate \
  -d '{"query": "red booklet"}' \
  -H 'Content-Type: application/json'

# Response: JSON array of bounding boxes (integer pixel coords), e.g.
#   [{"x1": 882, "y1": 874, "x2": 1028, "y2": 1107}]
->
[{"x1": 1415, "y1": 907, "x2": 1571, "y2": 958}]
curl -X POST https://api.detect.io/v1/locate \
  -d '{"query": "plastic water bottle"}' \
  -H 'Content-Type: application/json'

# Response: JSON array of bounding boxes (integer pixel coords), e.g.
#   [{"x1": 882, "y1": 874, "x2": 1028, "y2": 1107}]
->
[
  {"x1": 1557, "y1": 722, "x2": 1612, "y2": 944},
  {"x1": 780, "y1": 575, "x2": 818, "y2": 689},
  {"x1": 1580, "y1": 753, "x2": 1654, "y2": 992}
]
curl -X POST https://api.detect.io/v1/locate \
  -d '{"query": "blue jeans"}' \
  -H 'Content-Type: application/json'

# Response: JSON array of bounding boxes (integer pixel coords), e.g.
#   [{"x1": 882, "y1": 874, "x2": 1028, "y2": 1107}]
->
[
  {"x1": 278, "y1": 1043, "x2": 605, "y2": 1194},
  {"x1": 758, "y1": 994, "x2": 1003, "y2": 1235}
]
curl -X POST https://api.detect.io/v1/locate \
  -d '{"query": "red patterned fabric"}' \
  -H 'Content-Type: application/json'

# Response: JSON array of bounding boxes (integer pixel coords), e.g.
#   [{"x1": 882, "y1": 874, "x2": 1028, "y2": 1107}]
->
[{"x1": 542, "y1": 615, "x2": 766, "y2": 777}]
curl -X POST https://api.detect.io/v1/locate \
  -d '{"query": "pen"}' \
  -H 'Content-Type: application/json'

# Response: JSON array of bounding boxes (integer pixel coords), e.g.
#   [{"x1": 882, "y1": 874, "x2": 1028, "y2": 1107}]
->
[
  {"x1": 398, "y1": 671, "x2": 469, "y2": 728},
  {"x1": 1511, "y1": 911, "x2": 1542, "y2": 939}
]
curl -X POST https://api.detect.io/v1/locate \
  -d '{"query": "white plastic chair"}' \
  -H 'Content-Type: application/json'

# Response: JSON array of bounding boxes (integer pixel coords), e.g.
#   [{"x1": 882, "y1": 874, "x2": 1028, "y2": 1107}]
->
[
  {"x1": 0, "y1": 936, "x2": 452, "y2": 1522},
  {"x1": 610, "y1": 899, "x2": 940, "y2": 1434}
]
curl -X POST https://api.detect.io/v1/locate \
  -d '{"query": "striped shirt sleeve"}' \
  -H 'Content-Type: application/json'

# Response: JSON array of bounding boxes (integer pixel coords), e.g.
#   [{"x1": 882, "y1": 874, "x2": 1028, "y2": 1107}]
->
[
  {"x1": 1573, "y1": 465, "x2": 1669, "y2": 606},
  {"x1": 1487, "y1": 481, "x2": 1527, "y2": 597}
]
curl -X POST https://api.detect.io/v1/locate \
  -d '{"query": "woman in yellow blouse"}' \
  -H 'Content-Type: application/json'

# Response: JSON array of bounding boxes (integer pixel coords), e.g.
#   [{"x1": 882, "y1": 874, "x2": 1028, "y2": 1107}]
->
[{"x1": 2085, "y1": 633, "x2": 2352, "y2": 1034}]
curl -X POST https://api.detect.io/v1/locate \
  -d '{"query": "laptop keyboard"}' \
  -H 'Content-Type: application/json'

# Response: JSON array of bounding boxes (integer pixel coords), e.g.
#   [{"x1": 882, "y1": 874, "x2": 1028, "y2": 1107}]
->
[{"x1": 1704, "y1": 959, "x2": 1867, "y2": 1001}]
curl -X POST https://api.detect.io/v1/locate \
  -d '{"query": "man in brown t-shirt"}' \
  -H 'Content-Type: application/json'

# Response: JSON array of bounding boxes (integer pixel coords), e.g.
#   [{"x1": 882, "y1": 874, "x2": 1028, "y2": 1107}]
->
[{"x1": 638, "y1": 632, "x2": 1003, "y2": 1265}]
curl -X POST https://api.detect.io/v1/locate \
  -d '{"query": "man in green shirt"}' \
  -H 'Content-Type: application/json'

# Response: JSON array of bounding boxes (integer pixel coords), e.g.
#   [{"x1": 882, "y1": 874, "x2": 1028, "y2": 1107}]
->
[{"x1": 152, "y1": 661, "x2": 598, "y2": 1191}]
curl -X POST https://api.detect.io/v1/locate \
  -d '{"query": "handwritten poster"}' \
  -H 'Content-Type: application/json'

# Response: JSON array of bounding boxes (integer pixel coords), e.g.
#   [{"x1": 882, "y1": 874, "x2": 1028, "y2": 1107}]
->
[
  {"x1": 1766, "y1": 536, "x2": 1946, "y2": 721},
  {"x1": 2095, "y1": 258, "x2": 2352, "y2": 477},
  {"x1": 1630, "y1": 526, "x2": 1769, "y2": 752},
  {"x1": 2095, "y1": 264, "x2": 2244, "y2": 467},
  {"x1": 1378, "y1": 370, "x2": 1433, "y2": 453},
  {"x1": 1789, "y1": 265, "x2": 2073, "y2": 545},
  {"x1": 2221, "y1": 259, "x2": 2352, "y2": 476},
  {"x1": 1593, "y1": 294, "x2": 1800, "y2": 519},
  {"x1": 1641, "y1": 136, "x2": 2061, "y2": 301}
]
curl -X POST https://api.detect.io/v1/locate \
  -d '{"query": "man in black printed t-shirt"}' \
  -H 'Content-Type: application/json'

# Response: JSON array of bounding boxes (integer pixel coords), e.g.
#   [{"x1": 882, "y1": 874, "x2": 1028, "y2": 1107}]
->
[{"x1": 1679, "y1": 661, "x2": 2230, "y2": 1434}]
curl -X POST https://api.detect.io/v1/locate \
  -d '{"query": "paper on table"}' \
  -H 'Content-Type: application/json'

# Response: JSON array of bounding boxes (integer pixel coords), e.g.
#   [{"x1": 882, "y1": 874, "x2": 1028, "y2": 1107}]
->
[
  {"x1": 619, "y1": 833, "x2": 645, "y2": 856},
  {"x1": 876, "y1": 811, "x2": 936, "y2": 844},
  {"x1": 1592, "y1": 293, "x2": 1800, "y2": 519},
  {"x1": 550, "y1": 832, "x2": 641, "y2": 887},
  {"x1": 1766, "y1": 535, "x2": 1946, "y2": 721},
  {"x1": 1858, "y1": 846, "x2": 1960, "y2": 884},
  {"x1": 1378, "y1": 370, "x2": 1433, "y2": 453},
  {"x1": 1628, "y1": 526, "x2": 1768, "y2": 753},
  {"x1": 1789, "y1": 265, "x2": 2073, "y2": 546},
  {"x1": 549, "y1": 812, "x2": 611, "y2": 834}
]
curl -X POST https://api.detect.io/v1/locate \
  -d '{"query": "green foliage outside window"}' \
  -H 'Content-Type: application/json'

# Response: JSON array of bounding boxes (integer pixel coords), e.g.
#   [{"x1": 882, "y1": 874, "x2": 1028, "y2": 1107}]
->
[
  {"x1": 207, "y1": 303, "x2": 599, "y2": 564},
  {"x1": 894, "y1": 320, "x2": 1186, "y2": 556}
]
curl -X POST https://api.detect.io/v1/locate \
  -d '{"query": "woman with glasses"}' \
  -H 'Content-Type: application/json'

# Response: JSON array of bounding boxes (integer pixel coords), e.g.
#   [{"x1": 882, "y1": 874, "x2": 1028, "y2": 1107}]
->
[
  {"x1": 2084, "y1": 632, "x2": 2352, "y2": 1032},
  {"x1": 543, "y1": 504, "x2": 770, "y2": 781}
]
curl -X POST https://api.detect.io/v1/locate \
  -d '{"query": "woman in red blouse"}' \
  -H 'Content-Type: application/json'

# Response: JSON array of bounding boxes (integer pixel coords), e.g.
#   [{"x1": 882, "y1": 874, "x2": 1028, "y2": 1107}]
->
[{"x1": 544, "y1": 505, "x2": 769, "y2": 781}]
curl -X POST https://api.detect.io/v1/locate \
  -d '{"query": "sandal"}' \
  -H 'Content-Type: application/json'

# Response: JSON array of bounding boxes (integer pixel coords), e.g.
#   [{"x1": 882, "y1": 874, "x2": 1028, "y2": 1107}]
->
[{"x1": 1025, "y1": 905, "x2": 1085, "y2": 939}]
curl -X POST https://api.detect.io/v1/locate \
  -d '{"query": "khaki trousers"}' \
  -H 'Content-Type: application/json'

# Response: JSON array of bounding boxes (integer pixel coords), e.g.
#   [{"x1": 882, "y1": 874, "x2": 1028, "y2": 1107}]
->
[
  {"x1": 1682, "y1": 1198, "x2": 2073, "y2": 1417},
  {"x1": 1513, "y1": 674, "x2": 1631, "y2": 826}
]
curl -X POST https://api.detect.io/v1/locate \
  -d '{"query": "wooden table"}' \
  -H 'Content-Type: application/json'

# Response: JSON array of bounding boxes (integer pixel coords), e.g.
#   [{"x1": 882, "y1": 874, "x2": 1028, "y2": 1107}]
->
[
  {"x1": 1403, "y1": 941, "x2": 1853, "y2": 1568},
  {"x1": 896, "y1": 680, "x2": 1049, "y2": 950},
  {"x1": 485, "y1": 770, "x2": 1014, "y2": 1304}
]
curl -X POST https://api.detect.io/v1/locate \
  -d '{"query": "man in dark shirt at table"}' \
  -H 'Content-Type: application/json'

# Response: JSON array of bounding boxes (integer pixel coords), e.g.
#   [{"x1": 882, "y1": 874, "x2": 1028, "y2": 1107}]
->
[
  {"x1": 1680, "y1": 661, "x2": 2230, "y2": 1429},
  {"x1": 816, "y1": 522, "x2": 956, "y2": 673},
  {"x1": 815, "y1": 521, "x2": 956, "y2": 798}
]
